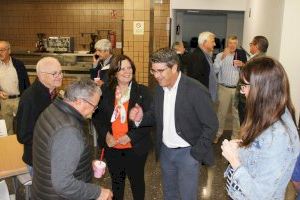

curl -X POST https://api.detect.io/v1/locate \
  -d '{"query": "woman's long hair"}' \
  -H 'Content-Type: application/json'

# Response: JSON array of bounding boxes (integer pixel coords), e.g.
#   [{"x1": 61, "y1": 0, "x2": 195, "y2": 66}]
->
[
  {"x1": 108, "y1": 54, "x2": 136, "y2": 90},
  {"x1": 240, "y1": 57, "x2": 296, "y2": 146}
]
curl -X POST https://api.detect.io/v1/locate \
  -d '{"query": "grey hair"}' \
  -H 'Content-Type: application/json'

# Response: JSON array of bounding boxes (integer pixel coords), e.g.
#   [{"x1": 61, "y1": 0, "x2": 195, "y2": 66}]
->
[
  {"x1": 150, "y1": 48, "x2": 180, "y2": 70},
  {"x1": 94, "y1": 39, "x2": 112, "y2": 51},
  {"x1": 198, "y1": 31, "x2": 215, "y2": 46},
  {"x1": 36, "y1": 57, "x2": 61, "y2": 73},
  {"x1": 64, "y1": 79, "x2": 102, "y2": 102}
]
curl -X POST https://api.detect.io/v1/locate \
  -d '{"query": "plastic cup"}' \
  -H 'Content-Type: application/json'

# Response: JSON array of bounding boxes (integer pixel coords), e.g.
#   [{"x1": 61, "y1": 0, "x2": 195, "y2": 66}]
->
[{"x1": 92, "y1": 160, "x2": 106, "y2": 178}]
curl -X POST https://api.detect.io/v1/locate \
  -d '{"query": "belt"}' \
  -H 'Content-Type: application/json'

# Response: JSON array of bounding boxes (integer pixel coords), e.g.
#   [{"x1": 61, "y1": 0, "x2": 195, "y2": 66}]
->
[
  {"x1": 8, "y1": 95, "x2": 20, "y2": 99},
  {"x1": 220, "y1": 84, "x2": 237, "y2": 89}
]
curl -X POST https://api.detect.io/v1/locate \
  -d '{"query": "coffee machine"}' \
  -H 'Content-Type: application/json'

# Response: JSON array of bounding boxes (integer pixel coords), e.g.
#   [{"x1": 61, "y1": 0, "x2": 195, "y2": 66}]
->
[{"x1": 35, "y1": 33, "x2": 47, "y2": 52}]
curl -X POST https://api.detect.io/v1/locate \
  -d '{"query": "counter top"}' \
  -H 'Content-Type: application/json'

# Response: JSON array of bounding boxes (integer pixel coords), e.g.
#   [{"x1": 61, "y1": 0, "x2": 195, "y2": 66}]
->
[{"x1": 12, "y1": 51, "x2": 93, "y2": 57}]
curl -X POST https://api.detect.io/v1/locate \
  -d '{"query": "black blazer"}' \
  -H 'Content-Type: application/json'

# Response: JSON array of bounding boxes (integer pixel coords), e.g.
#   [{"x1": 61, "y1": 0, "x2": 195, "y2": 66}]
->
[
  {"x1": 187, "y1": 47, "x2": 210, "y2": 88},
  {"x1": 12, "y1": 57, "x2": 30, "y2": 94},
  {"x1": 90, "y1": 56, "x2": 114, "y2": 86},
  {"x1": 92, "y1": 81, "x2": 153, "y2": 155},
  {"x1": 141, "y1": 74, "x2": 218, "y2": 166}
]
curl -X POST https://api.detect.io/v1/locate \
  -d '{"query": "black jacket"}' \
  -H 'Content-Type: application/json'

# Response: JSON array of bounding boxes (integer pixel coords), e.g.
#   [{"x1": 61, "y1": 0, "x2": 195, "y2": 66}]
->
[
  {"x1": 12, "y1": 57, "x2": 30, "y2": 94},
  {"x1": 92, "y1": 81, "x2": 153, "y2": 156},
  {"x1": 90, "y1": 56, "x2": 113, "y2": 86},
  {"x1": 187, "y1": 47, "x2": 211, "y2": 88},
  {"x1": 140, "y1": 74, "x2": 218, "y2": 166},
  {"x1": 16, "y1": 79, "x2": 53, "y2": 166}
]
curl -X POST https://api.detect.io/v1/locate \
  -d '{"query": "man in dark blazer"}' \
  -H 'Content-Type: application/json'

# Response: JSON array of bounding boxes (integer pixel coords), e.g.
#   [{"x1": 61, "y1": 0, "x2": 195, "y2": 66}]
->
[
  {"x1": 130, "y1": 48, "x2": 218, "y2": 200},
  {"x1": 187, "y1": 31, "x2": 218, "y2": 101},
  {"x1": 0, "y1": 40, "x2": 30, "y2": 134}
]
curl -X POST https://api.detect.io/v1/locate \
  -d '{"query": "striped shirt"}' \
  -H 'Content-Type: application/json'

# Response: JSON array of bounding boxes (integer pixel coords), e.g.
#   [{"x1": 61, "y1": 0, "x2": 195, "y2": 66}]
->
[{"x1": 214, "y1": 52, "x2": 240, "y2": 87}]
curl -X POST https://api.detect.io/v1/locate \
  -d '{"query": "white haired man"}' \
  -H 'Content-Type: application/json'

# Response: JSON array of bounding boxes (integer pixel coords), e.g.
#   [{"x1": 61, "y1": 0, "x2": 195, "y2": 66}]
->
[
  {"x1": 90, "y1": 39, "x2": 114, "y2": 87},
  {"x1": 187, "y1": 31, "x2": 218, "y2": 102},
  {"x1": 16, "y1": 57, "x2": 63, "y2": 174}
]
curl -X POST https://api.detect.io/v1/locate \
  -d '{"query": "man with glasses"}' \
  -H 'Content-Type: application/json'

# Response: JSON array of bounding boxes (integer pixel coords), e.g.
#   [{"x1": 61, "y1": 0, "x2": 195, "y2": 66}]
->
[
  {"x1": 16, "y1": 57, "x2": 63, "y2": 175},
  {"x1": 90, "y1": 39, "x2": 114, "y2": 88},
  {"x1": 237, "y1": 35, "x2": 269, "y2": 124},
  {"x1": 0, "y1": 40, "x2": 30, "y2": 134},
  {"x1": 32, "y1": 79, "x2": 113, "y2": 200},
  {"x1": 130, "y1": 48, "x2": 218, "y2": 200}
]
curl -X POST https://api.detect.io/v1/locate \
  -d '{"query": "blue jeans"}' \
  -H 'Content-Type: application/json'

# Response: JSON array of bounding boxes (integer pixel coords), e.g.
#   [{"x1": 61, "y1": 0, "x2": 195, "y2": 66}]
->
[{"x1": 160, "y1": 144, "x2": 200, "y2": 200}]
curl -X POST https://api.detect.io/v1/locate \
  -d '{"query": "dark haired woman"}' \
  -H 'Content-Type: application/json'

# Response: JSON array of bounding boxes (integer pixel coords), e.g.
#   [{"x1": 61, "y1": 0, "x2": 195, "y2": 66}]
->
[
  {"x1": 221, "y1": 57, "x2": 300, "y2": 199},
  {"x1": 92, "y1": 54, "x2": 152, "y2": 200}
]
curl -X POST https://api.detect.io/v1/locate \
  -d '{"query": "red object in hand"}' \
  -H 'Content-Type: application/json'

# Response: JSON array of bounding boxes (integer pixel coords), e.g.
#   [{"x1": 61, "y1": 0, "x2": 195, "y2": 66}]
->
[{"x1": 100, "y1": 148, "x2": 105, "y2": 161}]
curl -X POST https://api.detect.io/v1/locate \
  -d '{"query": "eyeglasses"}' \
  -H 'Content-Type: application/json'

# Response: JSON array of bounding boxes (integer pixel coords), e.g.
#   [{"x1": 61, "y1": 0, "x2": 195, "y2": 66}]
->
[
  {"x1": 150, "y1": 67, "x2": 169, "y2": 75},
  {"x1": 40, "y1": 71, "x2": 63, "y2": 78},
  {"x1": 0, "y1": 48, "x2": 9, "y2": 53},
  {"x1": 239, "y1": 83, "x2": 251, "y2": 88},
  {"x1": 81, "y1": 98, "x2": 98, "y2": 111}
]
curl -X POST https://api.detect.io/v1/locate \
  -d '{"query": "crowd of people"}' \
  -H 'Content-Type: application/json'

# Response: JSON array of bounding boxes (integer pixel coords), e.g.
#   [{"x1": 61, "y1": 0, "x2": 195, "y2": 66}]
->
[{"x1": 0, "y1": 31, "x2": 299, "y2": 200}]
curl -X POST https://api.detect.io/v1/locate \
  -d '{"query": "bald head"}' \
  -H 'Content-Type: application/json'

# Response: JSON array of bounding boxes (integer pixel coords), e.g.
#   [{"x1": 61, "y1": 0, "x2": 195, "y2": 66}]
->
[
  {"x1": 36, "y1": 57, "x2": 63, "y2": 91},
  {"x1": 0, "y1": 41, "x2": 11, "y2": 63}
]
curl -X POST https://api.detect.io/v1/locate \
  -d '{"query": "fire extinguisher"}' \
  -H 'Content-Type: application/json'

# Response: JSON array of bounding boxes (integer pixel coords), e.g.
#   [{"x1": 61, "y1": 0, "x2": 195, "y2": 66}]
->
[{"x1": 109, "y1": 31, "x2": 116, "y2": 48}]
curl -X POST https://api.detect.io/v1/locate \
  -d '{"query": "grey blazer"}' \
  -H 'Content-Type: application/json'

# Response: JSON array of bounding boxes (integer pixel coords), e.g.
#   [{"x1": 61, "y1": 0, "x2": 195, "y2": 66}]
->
[{"x1": 141, "y1": 74, "x2": 219, "y2": 166}]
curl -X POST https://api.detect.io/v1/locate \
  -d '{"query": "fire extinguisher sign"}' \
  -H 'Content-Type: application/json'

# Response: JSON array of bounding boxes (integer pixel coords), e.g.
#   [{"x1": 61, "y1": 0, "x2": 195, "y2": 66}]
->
[{"x1": 133, "y1": 21, "x2": 144, "y2": 35}]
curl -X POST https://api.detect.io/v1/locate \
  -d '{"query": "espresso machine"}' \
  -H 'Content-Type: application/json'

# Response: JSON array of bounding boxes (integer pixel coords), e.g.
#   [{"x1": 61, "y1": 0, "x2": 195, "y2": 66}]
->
[{"x1": 35, "y1": 33, "x2": 47, "y2": 52}]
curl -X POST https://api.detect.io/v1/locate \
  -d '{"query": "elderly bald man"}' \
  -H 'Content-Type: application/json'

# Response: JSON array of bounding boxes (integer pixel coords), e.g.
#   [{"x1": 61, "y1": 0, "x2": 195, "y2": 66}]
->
[{"x1": 16, "y1": 56, "x2": 63, "y2": 174}]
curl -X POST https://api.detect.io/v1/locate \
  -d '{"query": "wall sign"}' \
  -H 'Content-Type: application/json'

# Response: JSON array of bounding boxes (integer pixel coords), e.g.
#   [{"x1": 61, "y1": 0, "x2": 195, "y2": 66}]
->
[{"x1": 133, "y1": 21, "x2": 144, "y2": 35}]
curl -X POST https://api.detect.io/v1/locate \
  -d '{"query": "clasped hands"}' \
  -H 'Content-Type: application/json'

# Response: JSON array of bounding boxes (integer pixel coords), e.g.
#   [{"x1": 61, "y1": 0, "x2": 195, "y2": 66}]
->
[
  {"x1": 221, "y1": 139, "x2": 242, "y2": 170},
  {"x1": 106, "y1": 132, "x2": 131, "y2": 147}
]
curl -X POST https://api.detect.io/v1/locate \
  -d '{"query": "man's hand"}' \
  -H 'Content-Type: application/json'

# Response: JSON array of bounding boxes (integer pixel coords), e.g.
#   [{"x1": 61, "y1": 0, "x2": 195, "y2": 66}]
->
[
  {"x1": 221, "y1": 48, "x2": 230, "y2": 60},
  {"x1": 129, "y1": 104, "x2": 143, "y2": 123},
  {"x1": 97, "y1": 187, "x2": 113, "y2": 200},
  {"x1": 93, "y1": 54, "x2": 100, "y2": 64},
  {"x1": 0, "y1": 91, "x2": 8, "y2": 100},
  {"x1": 118, "y1": 135, "x2": 131, "y2": 145},
  {"x1": 106, "y1": 132, "x2": 117, "y2": 147},
  {"x1": 221, "y1": 139, "x2": 241, "y2": 170},
  {"x1": 233, "y1": 60, "x2": 245, "y2": 67},
  {"x1": 94, "y1": 79, "x2": 104, "y2": 87}
]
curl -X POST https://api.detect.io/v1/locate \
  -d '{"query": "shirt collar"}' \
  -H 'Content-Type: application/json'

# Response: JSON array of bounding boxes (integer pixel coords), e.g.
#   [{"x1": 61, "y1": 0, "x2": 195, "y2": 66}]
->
[
  {"x1": 163, "y1": 72, "x2": 181, "y2": 92},
  {"x1": 0, "y1": 57, "x2": 12, "y2": 66}
]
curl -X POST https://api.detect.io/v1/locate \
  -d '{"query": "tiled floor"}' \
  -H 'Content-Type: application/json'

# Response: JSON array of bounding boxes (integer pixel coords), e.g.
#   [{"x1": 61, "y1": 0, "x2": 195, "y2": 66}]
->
[{"x1": 7, "y1": 131, "x2": 297, "y2": 199}]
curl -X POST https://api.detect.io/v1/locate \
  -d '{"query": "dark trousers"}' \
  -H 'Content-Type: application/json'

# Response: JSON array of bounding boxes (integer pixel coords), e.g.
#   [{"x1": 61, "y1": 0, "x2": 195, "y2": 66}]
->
[
  {"x1": 160, "y1": 144, "x2": 200, "y2": 200},
  {"x1": 105, "y1": 148, "x2": 148, "y2": 200}
]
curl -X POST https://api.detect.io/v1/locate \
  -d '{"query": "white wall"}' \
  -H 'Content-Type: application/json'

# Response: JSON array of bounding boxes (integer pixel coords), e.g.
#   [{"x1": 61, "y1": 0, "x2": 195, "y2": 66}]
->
[
  {"x1": 279, "y1": 0, "x2": 300, "y2": 123},
  {"x1": 226, "y1": 13, "x2": 244, "y2": 45},
  {"x1": 242, "y1": 0, "x2": 285, "y2": 57},
  {"x1": 170, "y1": 0, "x2": 247, "y2": 45},
  {"x1": 181, "y1": 14, "x2": 227, "y2": 44},
  {"x1": 242, "y1": 0, "x2": 300, "y2": 122},
  {"x1": 171, "y1": 0, "x2": 247, "y2": 11}
]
